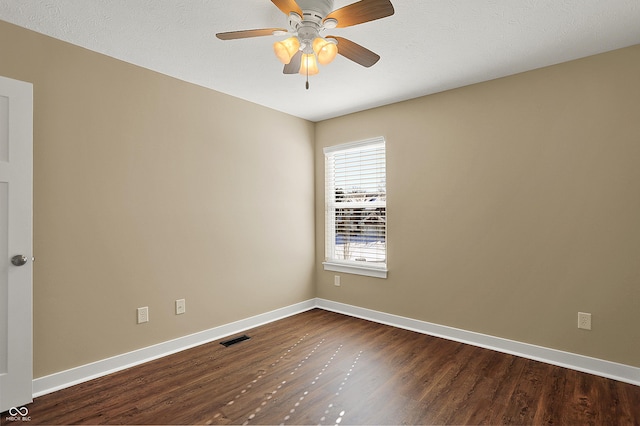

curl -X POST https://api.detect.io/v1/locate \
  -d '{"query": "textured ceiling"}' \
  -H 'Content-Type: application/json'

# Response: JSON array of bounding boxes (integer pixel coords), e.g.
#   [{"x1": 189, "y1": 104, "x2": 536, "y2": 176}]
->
[{"x1": 1, "y1": 0, "x2": 640, "y2": 122}]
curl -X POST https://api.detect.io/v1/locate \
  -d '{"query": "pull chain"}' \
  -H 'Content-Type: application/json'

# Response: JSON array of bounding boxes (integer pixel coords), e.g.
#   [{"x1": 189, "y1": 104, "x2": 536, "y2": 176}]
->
[{"x1": 305, "y1": 55, "x2": 310, "y2": 90}]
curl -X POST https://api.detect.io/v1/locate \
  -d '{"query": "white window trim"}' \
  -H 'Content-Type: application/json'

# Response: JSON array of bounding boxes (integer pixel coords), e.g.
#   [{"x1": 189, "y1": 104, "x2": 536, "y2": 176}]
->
[
  {"x1": 323, "y1": 261, "x2": 388, "y2": 279},
  {"x1": 323, "y1": 136, "x2": 387, "y2": 279}
]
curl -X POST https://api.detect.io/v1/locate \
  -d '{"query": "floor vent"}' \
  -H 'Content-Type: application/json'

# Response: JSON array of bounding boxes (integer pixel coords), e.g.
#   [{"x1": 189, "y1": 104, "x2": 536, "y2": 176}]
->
[{"x1": 220, "y1": 334, "x2": 251, "y2": 347}]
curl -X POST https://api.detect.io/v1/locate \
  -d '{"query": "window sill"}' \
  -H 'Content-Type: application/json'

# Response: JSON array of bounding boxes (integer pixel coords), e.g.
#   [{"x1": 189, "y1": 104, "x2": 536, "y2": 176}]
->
[{"x1": 323, "y1": 261, "x2": 387, "y2": 279}]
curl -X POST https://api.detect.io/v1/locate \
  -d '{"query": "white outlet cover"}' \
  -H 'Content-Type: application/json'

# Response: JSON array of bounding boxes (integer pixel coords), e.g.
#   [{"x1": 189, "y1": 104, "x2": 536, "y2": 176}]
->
[
  {"x1": 137, "y1": 306, "x2": 149, "y2": 324},
  {"x1": 578, "y1": 312, "x2": 591, "y2": 330}
]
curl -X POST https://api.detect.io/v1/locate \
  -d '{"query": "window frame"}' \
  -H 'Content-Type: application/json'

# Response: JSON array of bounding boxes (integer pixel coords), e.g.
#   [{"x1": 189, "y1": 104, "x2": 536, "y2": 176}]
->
[{"x1": 323, "y1": 137, "x2": 388, "y2": 279}]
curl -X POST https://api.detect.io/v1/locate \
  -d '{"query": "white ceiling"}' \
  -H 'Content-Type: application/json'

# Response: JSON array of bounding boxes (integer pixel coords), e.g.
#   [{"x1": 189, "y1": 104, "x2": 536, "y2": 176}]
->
[{"x1": 1, "y1": 0, "x2": 639, "y2": 122}]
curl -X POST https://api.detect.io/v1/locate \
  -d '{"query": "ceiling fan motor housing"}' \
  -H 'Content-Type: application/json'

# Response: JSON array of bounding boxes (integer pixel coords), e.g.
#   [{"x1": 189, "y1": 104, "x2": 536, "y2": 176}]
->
[
  {"x1": 289, "y1": 0, "x2": 336, "y2": 54},
  {"x1": 296, "y1": 0, "x2": 334, "y2": 22}
]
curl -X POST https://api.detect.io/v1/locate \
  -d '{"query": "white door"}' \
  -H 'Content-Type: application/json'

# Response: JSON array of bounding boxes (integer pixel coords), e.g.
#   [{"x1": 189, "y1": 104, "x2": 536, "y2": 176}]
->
[{"x1": 0, "y1": 75, "x2": 33, "y2": 413}]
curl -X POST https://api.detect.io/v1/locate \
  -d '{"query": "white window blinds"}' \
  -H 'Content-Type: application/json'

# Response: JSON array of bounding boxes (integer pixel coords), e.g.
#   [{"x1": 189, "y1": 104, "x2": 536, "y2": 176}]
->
[{"x1": 324, "y1": 137, "x2": 387, "y2": 278}]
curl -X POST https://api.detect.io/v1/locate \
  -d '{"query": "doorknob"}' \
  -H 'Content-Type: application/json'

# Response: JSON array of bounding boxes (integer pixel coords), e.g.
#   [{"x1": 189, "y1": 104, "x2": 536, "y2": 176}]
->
[{"x1": 11, "y1": 255, "x2": 28, "y2": 266}]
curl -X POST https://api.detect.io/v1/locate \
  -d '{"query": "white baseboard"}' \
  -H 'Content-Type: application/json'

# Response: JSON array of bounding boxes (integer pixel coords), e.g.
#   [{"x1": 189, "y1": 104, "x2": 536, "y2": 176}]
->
[
  {"x1": 32, "y1": 297, "x2": 639, "y2": 398},
  {"x1": 32, "y1": 299, "x2": 316, "y2": 397},
  {"x1": 316, "y1": 298, "x2": 640, "y2": 387}
]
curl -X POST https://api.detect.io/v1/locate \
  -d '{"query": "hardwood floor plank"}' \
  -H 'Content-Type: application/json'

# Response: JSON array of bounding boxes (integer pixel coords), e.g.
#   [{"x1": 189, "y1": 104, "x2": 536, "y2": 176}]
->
[
  {"x1": 3, "y1": 309, "x2": 639, "y2": 425},
  {"x1": 529, "y1": 360, "x2": 567, "y2": 425}
]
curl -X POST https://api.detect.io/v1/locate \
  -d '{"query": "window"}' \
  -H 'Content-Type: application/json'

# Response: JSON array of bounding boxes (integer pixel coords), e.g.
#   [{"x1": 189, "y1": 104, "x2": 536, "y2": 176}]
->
[{"x1": 323, "y1": 137, "x2": 387, "y2": 278}]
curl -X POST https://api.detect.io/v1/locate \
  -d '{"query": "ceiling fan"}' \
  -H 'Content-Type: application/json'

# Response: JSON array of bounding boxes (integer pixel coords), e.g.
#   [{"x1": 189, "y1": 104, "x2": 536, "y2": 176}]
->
[{"x1": 216, "y1": 0, "x2": 395, "y2": 89}]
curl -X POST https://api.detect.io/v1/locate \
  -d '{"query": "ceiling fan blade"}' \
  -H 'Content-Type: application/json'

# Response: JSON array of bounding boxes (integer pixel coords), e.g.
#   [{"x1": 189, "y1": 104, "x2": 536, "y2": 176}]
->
[
  {"x1": 283, "y1": 51, "x2": 303, "y2": 74},
  {"x1": 271, "y1": 0, "x2": 303, "y2": 17},
  {"x1": 327, "y1": 36, "x2": 380, "y2": 67},
  {"x1": 216, "y1": 28, "x2": 285, "y2": 40},
  {"x1": 325, "y1": 0, "x2": 394, "y2": 28}
]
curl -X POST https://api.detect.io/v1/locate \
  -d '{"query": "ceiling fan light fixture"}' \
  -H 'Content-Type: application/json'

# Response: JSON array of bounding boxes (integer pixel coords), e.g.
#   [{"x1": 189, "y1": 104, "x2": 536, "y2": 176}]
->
[
  {"x1": 299, "y1": 53, "x2": 319, "y2": 76},
  {"x1": 312, "y1": 37, "x2": 338, "y2": 65},
  {"x1": 273, "y1": 36, "x2": 300, "y2": 64}
]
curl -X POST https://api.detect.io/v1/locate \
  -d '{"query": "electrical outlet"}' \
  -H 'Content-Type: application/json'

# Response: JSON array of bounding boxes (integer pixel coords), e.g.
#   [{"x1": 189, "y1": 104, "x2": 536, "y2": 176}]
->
[
  {"x1": 175, "y1": 299, "x2": 186, "y2": 315},
  {"x1": 137, "y1": 306, "x2": 149, "y2": 324},
  {"x1": 578, "y1": 312, "x2": 591, "y2": 330},
  {"x1": 334, "y1": 275, "x2": 341, "y2": 287}
]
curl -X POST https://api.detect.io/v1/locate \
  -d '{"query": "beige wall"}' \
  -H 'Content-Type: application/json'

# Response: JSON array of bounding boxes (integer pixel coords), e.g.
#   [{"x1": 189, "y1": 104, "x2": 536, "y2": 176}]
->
[
  {"x1": 0, "y1": 21, "x2": 316, "y2": 378},
  {"x1": 315, "y1": 44, "x2": 640, "y2": 367}
]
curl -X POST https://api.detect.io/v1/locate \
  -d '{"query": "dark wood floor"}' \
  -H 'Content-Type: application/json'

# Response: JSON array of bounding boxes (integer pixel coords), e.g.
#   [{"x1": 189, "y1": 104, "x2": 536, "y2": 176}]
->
[{"x1": 3, "y1": 309, "x2": 640, "y2": 425}]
